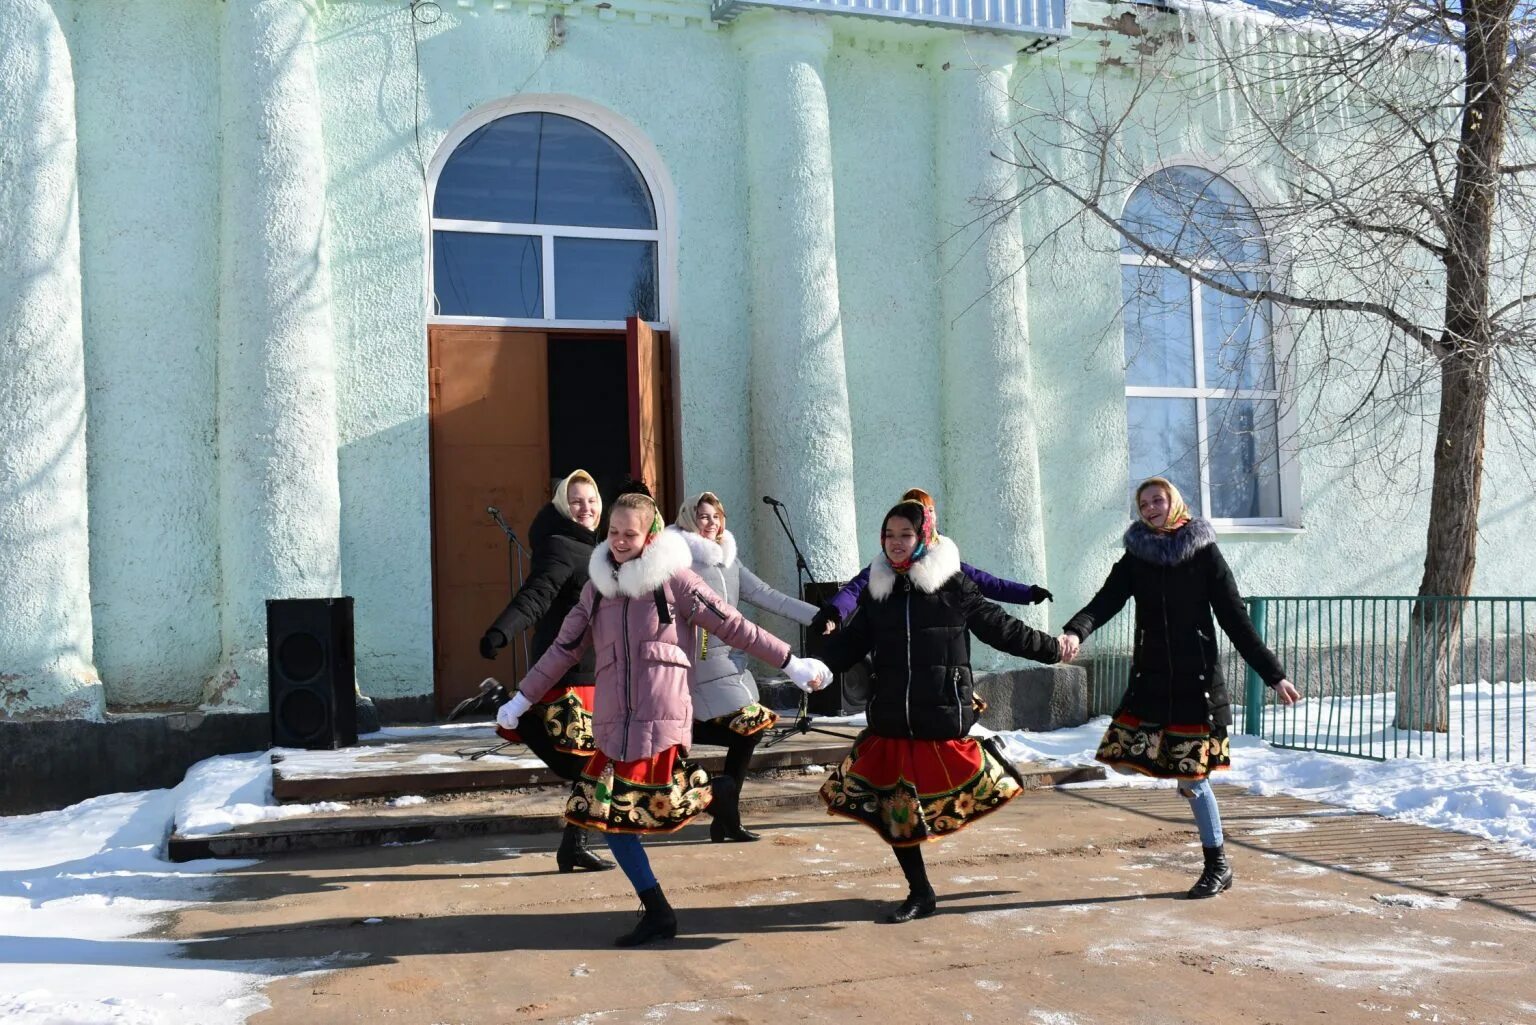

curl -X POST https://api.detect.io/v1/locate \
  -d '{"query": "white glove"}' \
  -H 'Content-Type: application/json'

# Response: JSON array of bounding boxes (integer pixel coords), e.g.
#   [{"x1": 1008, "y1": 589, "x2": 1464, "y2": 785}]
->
[
  {"x1": 784, "y1": 656, "x2": 833, "y2": 693},
  {"x1": 496, "y1": 690, "x2": 534, "y2": 730}
]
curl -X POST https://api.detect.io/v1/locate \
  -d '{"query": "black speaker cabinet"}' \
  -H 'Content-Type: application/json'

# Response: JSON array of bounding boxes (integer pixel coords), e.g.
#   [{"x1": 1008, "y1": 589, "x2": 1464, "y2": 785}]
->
[
  {"x1": 801, "y1": 581, "x2": 872, "y2": 717},
  {"x1": 267, "y1": 597, "x2": 357, "y2": 750}
]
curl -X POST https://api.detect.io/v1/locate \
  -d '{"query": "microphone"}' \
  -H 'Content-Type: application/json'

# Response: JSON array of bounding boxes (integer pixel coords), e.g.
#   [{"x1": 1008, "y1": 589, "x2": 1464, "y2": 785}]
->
[{"x1": 762, "y1": 495, "x2": 783, "y2": 507}]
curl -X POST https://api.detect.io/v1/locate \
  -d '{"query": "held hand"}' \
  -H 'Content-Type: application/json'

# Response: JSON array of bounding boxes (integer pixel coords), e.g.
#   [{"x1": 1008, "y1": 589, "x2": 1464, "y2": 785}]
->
[
  {"x1": 1056, "y1": 633, "x2": 1081, "y2": 662},
  {"x1": 1274, "y1": 679, "x2": 1301, "y2": 706},
  {"x1": 1029, "y1": 586, "x2": 1054, "y2": 605},
  {"x1": 784, "y1": 655, "x2": 830, "y2": 693},
  {"x1": 809, "y1": 606, "x2": 841, "y2": 638},
  {"x1": 496, "y1": 691, "x2": 534, "y2": 730}
]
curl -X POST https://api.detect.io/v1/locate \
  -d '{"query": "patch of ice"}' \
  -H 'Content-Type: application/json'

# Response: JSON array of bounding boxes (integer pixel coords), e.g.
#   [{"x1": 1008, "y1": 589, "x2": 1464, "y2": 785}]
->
[
  {"x1": 389, "y1": 795, "x2": 429, "y2": 808},
  {"x1": 1372, "y1": 893, "x2": 1462, "y2": 910}
]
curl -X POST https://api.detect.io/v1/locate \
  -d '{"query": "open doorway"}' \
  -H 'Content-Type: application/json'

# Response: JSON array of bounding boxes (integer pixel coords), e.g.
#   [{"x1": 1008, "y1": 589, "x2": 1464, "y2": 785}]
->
[{"x1": 428, "y1": 320, "x2": 676, "y2": 713}]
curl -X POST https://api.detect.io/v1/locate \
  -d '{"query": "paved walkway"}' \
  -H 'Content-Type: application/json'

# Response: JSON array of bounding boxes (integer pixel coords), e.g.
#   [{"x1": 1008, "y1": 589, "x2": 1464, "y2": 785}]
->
[{"x1": 167, "y1": 784, "x2": 1536, "y2": 1025}]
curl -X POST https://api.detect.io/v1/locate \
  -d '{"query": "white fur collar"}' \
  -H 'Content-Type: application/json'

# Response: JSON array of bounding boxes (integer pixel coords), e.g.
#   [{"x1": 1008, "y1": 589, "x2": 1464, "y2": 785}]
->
[
  {"x1": 668, "y1": 526, "x2": 737, "y2": 568},
  {"x1": 867, "y1": 534, "x2": 962, "y2": 600},
  {"x1": 589, "y1": 528, "x2": 694, "y2": 598}
]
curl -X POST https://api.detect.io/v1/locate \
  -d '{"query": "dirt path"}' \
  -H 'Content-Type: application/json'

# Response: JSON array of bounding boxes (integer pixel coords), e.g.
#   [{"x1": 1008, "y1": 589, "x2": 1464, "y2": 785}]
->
[{"x1": 170, "y1": 785, "x2": 1536, "y2": 1025}]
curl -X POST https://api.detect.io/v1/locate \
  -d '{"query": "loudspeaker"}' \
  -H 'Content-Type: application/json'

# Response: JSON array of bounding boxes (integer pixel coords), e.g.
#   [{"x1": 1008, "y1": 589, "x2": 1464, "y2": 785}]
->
[
  {"x1": 801, "y1": 582, "x2": 872, "y2": 717},
  {"x1": 267, "y1": 597, "x2": 357, "y2": 750}
]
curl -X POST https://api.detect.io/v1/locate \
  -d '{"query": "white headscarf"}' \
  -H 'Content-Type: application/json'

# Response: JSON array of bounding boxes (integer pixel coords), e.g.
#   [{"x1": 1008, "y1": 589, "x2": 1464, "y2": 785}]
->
[{"x1": 552, "y1": 469, "x2": 601, "y2": 525}]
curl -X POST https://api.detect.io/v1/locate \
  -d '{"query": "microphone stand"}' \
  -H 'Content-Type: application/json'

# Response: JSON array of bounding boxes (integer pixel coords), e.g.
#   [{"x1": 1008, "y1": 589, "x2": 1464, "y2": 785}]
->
[{"x1": 487, "y1": 507, "x2": 532, "y2": 673}]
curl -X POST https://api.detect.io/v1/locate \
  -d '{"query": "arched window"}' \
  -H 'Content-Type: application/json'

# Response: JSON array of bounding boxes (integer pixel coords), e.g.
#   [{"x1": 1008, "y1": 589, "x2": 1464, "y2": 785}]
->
[
  {"x1": 1120, "y1": 166, "x2": 1286, "y2": 523},
  {"x1": 431, "y1": 111, "x2": 660, "y2": 324}
]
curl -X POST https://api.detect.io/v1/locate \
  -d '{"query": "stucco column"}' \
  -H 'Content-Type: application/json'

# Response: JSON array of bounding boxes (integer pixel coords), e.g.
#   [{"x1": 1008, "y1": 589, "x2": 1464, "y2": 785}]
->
[
  {"x1": 736, "y1": 12, "x2": 861, "y2": 587},
  {"x1": 208, "y1": 0, "x2": 343, "y2": 709},
  {"x1": 0, "y1": 0, "x2": 104, "y2": 720},
  {"x1": 932, "y1": 35, "x2": 1049, "y2": 638}
]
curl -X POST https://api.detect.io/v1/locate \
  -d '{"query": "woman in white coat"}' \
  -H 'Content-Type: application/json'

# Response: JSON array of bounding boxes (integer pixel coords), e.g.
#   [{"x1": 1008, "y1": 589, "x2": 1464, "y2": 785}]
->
[{"x1": 671, "y1": 492, "x2": 818, "y2": 841}]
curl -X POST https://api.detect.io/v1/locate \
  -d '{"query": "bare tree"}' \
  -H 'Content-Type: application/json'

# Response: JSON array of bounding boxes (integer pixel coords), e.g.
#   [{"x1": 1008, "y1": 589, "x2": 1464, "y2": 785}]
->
[{"x1": 998, "y1": 0, "x2": 1536, "y2": 729}]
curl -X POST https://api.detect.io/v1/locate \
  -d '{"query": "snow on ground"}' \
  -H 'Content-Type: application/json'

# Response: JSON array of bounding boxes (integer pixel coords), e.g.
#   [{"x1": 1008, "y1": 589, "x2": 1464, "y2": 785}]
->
[{"x1": 985, "y1": 682, "x2": 1536, "y2": 855}]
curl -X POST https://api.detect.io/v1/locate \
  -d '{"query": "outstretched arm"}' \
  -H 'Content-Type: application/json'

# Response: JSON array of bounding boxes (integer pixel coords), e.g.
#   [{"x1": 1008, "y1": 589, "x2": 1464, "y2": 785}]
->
[
  {"x1": 1061, "y1": 555, "x2": 1135, "y2": 642},
  {"x1": 738, "y1": 564, "x2": 818, "y2": 626},
  {"x1": 819, "y1": 604, "x2": 875, "y2": 674},
  {"x1": 961, "y1": 562, "x2": 1050, "y2": 605},
  {"x1": 673, "y1": 571, "x2": 793, "y2": 669},
  {"x1": 962, "y1": 589, "x2": 1061, "y2": 664},
  {"x1": 1206, "y1": 547, "x2": 1288, "y2": 687},
  {"x1": 825, "y1": 565, "x2": 872, "y2": 622},
  {"x1": 516, "y1": 584, "x2": 595, "y2": 703},
  {"x1": 484, "y1": 536, "x2": 579, "y2": 652}
]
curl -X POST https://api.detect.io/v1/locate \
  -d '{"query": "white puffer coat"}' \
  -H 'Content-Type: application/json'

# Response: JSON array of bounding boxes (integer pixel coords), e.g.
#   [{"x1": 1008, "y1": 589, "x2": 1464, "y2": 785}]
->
[{"x1": 668, "y1": 527, "x2": 817, "y2": 722}]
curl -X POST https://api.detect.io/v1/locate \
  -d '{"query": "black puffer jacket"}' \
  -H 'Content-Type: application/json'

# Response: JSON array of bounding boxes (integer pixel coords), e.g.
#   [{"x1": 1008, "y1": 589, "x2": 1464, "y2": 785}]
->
[
  {"x1": 487, "y1": 502, "x2": 599, "y2": 680},
  {"x1": 1062, "y1": 517, "x2": 1286, "y2": 728},
  {"x1": 821, "y1": 537, "x2": 1061, "y2": 740}
]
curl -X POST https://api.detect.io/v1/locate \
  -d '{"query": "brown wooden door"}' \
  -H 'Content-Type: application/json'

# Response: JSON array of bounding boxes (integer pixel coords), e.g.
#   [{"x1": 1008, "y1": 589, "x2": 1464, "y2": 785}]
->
[
  {"x1": 428, "y1": 326, "x2": 551, "y2": 714},
  {"x1": 626, "y1": 317, "x2": 677, "y2": 513}
]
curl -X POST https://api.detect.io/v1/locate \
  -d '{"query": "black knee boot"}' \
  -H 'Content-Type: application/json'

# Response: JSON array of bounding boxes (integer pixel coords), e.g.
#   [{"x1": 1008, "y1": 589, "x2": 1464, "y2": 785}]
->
[
  {"x1": 887, "y1": 845, "x2": 937, "y2": 923},
  {"x1": 708, "y1": 772, "x2": 759, "y2": 843},
  {"x1": 1187, "y1": 844, "x2": 1233, "y2": 898},
  {"x1": 614, "y1": 884, "x2": 677, "y2": 947},
  {"x1": 556, "y1": 824, "x2": 615, "y2": 873}
]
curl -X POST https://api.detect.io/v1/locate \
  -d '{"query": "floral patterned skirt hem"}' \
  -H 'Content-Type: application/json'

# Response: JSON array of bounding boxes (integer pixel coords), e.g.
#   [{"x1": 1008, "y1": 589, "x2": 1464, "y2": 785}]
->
[
  {"x1": 1093, "y1": 713, "x2": 1231, "y2": 780},
  {"x1": 564, "y1": 746, "x2": 715, "y2": 835},
  {"x1": 817, "y1": 731, "x2": 1024, "y2": 847},
  {"x1": 705, "y1": 703, "x2": 780, "y2": 738},
  {"x1": 495, "y1": 684, "x2": 597, "y2": 755}
]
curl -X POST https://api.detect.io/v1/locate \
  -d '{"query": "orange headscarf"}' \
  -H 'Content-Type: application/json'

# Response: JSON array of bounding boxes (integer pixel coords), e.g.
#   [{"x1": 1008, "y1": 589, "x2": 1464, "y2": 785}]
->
[{"x1": 1136, "y1": 477, "x2": 1192, "y2": 533}]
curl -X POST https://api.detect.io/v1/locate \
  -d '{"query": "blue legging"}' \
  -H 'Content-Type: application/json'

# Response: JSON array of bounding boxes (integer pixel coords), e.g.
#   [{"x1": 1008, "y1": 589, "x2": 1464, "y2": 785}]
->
[
  {"x1": 603, "y1": 832, "x2": 657, "y2": 893},
  {"x1": 1177, "y1": 779, "x2": 1224, "y2": 848}
]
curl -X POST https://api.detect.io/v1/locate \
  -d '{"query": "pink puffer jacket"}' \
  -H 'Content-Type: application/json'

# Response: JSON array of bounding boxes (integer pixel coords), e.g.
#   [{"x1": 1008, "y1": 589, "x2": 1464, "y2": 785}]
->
[{"x1": 518, "y1": 529, "x2": 793, "y2": 762}]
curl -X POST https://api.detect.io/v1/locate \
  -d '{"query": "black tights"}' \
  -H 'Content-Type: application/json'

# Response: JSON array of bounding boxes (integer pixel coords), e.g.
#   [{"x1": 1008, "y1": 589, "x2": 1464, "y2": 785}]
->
[
  {"x1": 893, "y1": 845, "x2": 933, "y2": 896},
  {"x1": 690, "y1": 719, "x2": 762, "y2": 786}
]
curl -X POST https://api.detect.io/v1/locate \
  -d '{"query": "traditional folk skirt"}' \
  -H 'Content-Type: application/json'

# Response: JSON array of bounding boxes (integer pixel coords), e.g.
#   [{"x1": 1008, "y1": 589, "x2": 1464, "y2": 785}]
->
[
  {"x1": 819, "y1": 731, "x2": 1024, "y2": 847},
  {"x1": 496, "y1": 683, "x2": 597, "y2": 757},
  {"x1": 1094, "y1": 712, "x2": 1231, "y2": 781},
  {"x1": 564, "y1": 745, "x2": 715, "y2": 835},
  {"x1": 704, "y1": 702, "x2": 780, "y2": 738}
]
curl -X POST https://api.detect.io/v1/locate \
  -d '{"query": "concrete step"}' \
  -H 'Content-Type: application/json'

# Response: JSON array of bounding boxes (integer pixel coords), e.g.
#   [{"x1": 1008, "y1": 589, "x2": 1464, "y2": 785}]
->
[{"x1": 168, "y1": 761, "x2": 1104, "y2": 862}]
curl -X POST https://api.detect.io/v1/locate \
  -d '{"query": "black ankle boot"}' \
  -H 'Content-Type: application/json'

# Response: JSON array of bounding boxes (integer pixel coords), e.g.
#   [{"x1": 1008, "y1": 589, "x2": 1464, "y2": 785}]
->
[
  {"x1": 708, "y1": 776, "x2": 760, "y2": 843},
  {"x1": 1187, "y1": 844, "x2": 1233, "y2": 898},
  {"x1": 886, "y1": 889, "x2": 938, "y2": 924},
  {"x1": 556, "y1": 824, "x2": 615, "y2": 873},
  {"x1": 614, "y1": 884, "x2": 677, "y2": 947}
]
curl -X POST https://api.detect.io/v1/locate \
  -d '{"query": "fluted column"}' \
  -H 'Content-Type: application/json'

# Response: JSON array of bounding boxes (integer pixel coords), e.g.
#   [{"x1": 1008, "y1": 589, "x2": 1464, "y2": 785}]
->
[
  {"x1": 736, "y1": 12, "x2": 860, "y2": 585},
  {"x1": 0, "y1": 0, "x2": 104, "y2": 720},
  {"x1": 208, "y1": 0, "x2": 343, "y2": 709},
  {"x1": 933, "y1": 35, "x2": 1048, "y2": 638}
]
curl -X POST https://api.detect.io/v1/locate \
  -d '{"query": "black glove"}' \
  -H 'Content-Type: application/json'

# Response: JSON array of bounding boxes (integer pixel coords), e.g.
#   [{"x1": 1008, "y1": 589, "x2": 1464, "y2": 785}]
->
[
  {"x1": 479, "y1": 628, "x2": 508, "y2": 660},
  {"x1": 809, "y1": 605, "x2": 842, "y2": 637},
  {"x1": 1028, "y1": 585, "x2": 1054, "y2": 605}
]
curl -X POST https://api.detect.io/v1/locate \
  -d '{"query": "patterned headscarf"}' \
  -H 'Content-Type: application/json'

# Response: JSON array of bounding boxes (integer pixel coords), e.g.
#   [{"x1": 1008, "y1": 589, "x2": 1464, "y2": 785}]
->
[
  {"x1": 1136, "y1": 476, "x2": 1192, "y2": 533},
  {"x1": 901, "y1": 488, "x2": 938, "y2": 545}
]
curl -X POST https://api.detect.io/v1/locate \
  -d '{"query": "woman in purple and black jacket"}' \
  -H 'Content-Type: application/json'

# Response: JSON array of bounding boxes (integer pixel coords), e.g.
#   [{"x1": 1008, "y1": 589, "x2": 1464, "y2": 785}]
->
[{"x1": 811, "y1": 488, "x2": 1052, "y2": 635}]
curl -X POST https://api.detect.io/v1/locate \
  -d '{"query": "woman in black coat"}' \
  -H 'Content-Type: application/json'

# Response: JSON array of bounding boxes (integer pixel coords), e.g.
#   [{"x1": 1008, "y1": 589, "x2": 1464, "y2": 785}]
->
[
  {"x1": 818, "y1": 500, "x2": 1061, "y2": 924},
  {"x1": 476, "y1": 468, "x2": 612, "y2": 872},
  {"x1": 1060, "y1": 476, "x2": 1300, "y2": 898}
]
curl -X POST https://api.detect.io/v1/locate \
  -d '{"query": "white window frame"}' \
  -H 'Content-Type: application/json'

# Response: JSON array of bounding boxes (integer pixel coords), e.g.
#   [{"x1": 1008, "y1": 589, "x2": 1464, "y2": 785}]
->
[
  {"x1": 1119, "y1": 164, "x2": 1302, "y2": 533},
  {"x1": 426, "y1": 96, "x2": 677, "y2": 332}
]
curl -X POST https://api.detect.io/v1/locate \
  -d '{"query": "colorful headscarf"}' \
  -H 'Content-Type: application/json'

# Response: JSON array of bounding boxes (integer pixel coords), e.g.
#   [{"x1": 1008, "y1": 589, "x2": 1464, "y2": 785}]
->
[
  {"x1": 1136, "y1": 476, "x2": 1192, "y2": 533},
  {"x1": 881, "y1": 500, "x2": 930, "y2": 574}
]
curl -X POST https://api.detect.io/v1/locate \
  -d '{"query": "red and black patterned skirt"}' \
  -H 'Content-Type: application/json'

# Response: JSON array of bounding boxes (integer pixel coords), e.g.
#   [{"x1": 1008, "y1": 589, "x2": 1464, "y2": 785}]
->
[
  {"x1": 495, "y1": 684, "x2": 597, "y2": 756},
  {"x1": 564, "y1": 745, "x2": 715, "y2": 835},
  {"x1": 1094, "y1": 712, "x2": 1231, "y2": 781},
  {"x1": 819, "y1": 731, "x2": 1024, "y2": 847},
  {"x1": 703, "y1": 702, "x2": 780, "y2": 738}
]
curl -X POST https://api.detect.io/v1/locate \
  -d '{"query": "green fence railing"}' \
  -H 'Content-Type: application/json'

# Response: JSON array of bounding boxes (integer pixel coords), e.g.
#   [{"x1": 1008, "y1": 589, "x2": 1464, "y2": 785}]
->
[{"x1": 1079, "y1": 596, "x2": 1535, "y2": 765}]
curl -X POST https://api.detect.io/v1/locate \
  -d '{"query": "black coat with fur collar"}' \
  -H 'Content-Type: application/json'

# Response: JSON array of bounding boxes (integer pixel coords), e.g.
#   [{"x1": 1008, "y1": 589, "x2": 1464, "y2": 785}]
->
[
  {"x1": 487, "y1": 502, "x2": 599, "y2": 677},
  {"x1": 1063, "y1": 518, "x2": 1286, "y2": 728},
  {"x1": 821, "y1": 538, "x2": 1061, "y2": 740}
]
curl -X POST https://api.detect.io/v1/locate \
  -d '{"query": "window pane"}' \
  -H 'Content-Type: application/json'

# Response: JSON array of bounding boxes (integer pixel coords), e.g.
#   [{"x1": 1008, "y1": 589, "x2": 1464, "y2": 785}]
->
[
  {"x1": 1207, "y1": 398, "x2": 1282, "y2": 519},
  {"x1": 433, "y1": 116, "x2": 540, "y2": 223},
  {"x1": 432, "y1": 231, "x2": 542, "y2": 318},
  {"x1": 534, "y1": 115, "x2": 655, "y2": 229},
  {"x1": 1123, "y1": 265, "x2": 1195, "y2": 388},
  {"x1": 1202, "y1": 274, "x2": 1275, "y2": 390},
  {"x1": 1127, "y1": 397, "x2": 1202, "y2": 515},
  {"x1": 432, "y1": 113, "x2": 656, "y2": 230},
  {"x1": 553, "y1": 238, "x2": 657, "y2": 321},
  {"x1": 1122, "y1": 166, "x2": 1267, "y2": 265}
]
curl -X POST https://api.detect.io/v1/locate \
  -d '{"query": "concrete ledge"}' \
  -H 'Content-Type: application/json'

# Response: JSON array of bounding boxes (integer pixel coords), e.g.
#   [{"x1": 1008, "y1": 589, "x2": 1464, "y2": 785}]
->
[
  {"x1": 975, "y1": 664, "x2": 1089, "y2": 732},
  {"x1": 0, "y1": 712, "x2": 269, "y2": 815}
]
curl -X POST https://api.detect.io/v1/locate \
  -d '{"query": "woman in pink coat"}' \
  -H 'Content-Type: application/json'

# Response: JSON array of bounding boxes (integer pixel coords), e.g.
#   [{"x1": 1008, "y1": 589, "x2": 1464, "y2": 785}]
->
[{"x1": 498, "y1": 491, "x2": 831, "y2": 946}]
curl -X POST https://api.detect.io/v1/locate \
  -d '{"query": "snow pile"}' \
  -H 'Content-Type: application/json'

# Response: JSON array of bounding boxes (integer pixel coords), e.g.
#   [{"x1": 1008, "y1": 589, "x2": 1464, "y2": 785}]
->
[
  {"x1": 173, "y1": 751, "x2": 349, "y2": 836},
  {"x1": 0, "y1": 767, "x2": 291, "y2": 1025}
]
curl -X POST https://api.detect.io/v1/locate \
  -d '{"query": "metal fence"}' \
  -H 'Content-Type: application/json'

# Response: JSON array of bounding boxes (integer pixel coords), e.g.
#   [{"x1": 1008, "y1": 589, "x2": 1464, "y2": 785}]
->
[{"x1": 1078, "y1": 596, "x2": 1535, "y2": 765}]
